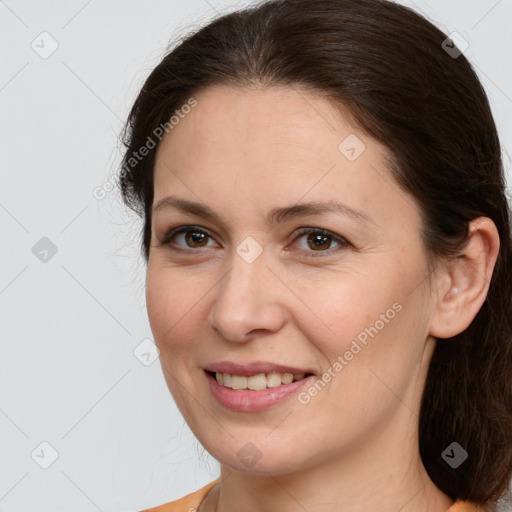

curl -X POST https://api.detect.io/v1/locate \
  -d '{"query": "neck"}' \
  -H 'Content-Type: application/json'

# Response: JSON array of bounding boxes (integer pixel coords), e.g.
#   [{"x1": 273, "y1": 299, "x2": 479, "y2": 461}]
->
[{"x1": 201, "y1": 405, "x2": 454, "y2": 512}]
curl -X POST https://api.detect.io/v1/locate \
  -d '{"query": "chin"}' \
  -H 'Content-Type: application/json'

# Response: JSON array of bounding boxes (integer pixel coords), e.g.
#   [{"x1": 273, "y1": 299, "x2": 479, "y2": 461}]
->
[{"x1": 203, "y1": 439, "x2": 311, "y2": 476}]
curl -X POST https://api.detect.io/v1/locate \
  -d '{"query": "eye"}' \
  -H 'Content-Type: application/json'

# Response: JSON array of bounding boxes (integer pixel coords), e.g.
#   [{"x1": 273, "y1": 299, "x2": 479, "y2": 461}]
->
[
  {"x1": 157, "y1": 225, "x2": 351, "y2": 256},
  {"x1": 157, "y1": 226, "x2": 217, "y2": 250},
  {"x1": 290, "y1": 227, "x2": 350, "y2": 256}
]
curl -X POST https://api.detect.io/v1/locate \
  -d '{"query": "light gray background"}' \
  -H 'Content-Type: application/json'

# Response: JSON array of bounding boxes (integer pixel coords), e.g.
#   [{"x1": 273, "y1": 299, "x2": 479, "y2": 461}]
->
[{"x1": 0, "y1": 1, "x2": 511, "y2": 511}]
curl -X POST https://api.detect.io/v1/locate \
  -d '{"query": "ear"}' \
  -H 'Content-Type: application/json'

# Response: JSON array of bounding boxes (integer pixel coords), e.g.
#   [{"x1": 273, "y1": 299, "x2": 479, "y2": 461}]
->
[{"x1": 429, "y1": 217, "x2": 500, "y2": 339}]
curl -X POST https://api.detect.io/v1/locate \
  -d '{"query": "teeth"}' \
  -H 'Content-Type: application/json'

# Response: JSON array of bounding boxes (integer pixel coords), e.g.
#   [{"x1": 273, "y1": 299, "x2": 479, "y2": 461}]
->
[
  {"x1": 248, "y1": 373, "x2": 267, "y2": 391},
  {"x1": 266, "y1": 372, "x2": 282, "y2": 388},
  {"x1": 281, "y1": 373, "x2": 293, "y2": 384},
  {"x1": 231, "y1": 375, "x2": 247, "y2": 389},
  {"x1": 213, "y1": 371, "x2": 308, "y2": 390}
]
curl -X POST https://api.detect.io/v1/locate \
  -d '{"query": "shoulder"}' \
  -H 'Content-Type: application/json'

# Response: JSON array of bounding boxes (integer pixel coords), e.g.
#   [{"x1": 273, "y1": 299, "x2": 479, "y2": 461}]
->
[
  {"x1": 139, "y1": 479, "x2": 220, "y2": 512},
  {"x1": 447, "y1": 500, "x2": 490, "y2": 511},
  {"x1": 139, "y1": 486, "x2": 488, "y2": 512}
]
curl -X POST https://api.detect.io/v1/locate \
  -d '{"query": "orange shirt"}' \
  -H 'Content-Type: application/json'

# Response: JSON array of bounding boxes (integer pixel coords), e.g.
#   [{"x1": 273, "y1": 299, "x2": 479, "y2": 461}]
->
[{"x1": 140, "y1": 478, "x2": 486, "y2": 512}]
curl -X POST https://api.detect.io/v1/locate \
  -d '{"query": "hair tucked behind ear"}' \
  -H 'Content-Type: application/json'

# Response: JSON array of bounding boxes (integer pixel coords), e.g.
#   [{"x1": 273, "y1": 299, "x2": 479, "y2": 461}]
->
[{"x1": 119, "y1": 0, "x2": 512, "y2": 505}]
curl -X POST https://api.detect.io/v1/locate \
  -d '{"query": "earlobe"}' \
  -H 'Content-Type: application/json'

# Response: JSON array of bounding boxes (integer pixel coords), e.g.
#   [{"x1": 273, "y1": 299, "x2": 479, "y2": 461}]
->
[{"x1": 429, "y1": 217, "x2": 500, "y2": 339}]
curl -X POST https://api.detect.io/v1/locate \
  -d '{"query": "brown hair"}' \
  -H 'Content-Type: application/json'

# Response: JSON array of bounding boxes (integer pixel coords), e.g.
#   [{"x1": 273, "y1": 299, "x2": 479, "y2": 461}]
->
[{"x1": 119, "y1": 0, "x2": 512, "y2": 505}]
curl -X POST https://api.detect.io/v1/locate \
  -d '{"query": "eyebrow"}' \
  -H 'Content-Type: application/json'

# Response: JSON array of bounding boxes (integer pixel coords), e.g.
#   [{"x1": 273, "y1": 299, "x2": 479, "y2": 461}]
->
[{"x1": 152, "y1": 196, "x2": 373, "y2": 226}]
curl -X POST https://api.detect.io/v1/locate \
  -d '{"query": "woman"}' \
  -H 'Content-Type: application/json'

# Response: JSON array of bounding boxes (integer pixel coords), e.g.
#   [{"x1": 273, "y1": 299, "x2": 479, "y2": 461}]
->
[{"x1": 118, "y1": 0, "x2": 512, "y2": 510}]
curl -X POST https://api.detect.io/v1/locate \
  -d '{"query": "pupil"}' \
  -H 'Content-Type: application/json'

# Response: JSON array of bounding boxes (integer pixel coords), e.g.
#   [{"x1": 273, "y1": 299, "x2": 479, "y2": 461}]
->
[
  {"x1": 187, "y1": 231, "x2": 206, "y2": 247},
  {"x1": 309, "y1": 233, "x2": 330, "y2": 250}
]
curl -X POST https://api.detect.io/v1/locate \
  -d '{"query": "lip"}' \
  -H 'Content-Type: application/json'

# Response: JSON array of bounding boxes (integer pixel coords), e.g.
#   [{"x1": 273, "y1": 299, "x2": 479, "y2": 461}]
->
[
  {"x1": 204, "y1": 370, "x2": 316, "y2": 412},
  {"x1": 204, "y1": 361, "x2": 315, "y2": 377}
]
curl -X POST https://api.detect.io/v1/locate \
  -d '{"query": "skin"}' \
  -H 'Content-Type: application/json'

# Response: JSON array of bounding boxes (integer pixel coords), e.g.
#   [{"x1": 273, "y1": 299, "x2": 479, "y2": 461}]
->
[{"x1": 145, "y1": 85, "x2": 500, "y2": 512}]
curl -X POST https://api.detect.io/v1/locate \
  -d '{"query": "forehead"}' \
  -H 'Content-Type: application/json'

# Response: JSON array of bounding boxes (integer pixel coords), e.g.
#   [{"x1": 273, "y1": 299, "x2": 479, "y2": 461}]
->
[
  {"x1": 157, "y1": 84, "x2": 362, "y2": 160},
  {"x1": 152, "y1": 85, "x2": 418, "y2": 231},
  {"x1": 155, "y1": 85, "x2": 379, "y2": 182}
]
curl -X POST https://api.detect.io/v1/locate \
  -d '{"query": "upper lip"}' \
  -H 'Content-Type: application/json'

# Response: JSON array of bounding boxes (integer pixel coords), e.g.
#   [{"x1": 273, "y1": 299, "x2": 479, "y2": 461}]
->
[{"x1": 204, "y1": 361, "x2": 315, "y2": 376}]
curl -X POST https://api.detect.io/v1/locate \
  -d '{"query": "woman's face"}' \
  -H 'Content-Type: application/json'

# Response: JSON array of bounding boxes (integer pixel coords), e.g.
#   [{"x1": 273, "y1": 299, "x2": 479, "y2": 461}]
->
[{"x1": 146, "y1": 85, "x2": 438, "y2": 475}]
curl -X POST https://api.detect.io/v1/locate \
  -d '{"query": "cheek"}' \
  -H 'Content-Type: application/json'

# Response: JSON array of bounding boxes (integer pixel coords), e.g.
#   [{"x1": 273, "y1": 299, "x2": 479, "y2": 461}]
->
[
  {"x1": 145, "y1": 267, "x2": 208, "y2": 409},
  {"x1": 293, "y1": 263, "x2": 427, "y2": 395},
  {"x1": 320, "y1": 292, "x2": 428, "y2": 413},
  {"x1": 145, "y1": 266, "x2": 206, "y2": 353},
  {"x1": 288, "y1": 270, "x2": 402, "y2": 354}
]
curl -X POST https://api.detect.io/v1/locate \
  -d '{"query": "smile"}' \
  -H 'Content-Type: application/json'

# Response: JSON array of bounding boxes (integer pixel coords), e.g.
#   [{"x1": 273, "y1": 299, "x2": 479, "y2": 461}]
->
[
  {"x1": 204, "y1": 369, "x2": 316, "y2": 412},
  {"x1": 211, "y1": 371, "x2": 309, "y2": 390}
]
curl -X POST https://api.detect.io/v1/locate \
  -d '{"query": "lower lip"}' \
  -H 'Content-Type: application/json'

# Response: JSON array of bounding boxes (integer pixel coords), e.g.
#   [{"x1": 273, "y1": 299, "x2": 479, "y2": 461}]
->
[{"x1": 205, "y1": 371, "x2": 315, "y2": 412}]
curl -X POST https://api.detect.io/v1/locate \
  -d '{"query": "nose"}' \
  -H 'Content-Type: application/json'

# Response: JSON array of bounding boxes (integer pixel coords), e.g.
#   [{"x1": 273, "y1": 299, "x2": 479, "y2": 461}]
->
[{"x1": 207, "y1": 247, "x2": 287, "y2": 342}]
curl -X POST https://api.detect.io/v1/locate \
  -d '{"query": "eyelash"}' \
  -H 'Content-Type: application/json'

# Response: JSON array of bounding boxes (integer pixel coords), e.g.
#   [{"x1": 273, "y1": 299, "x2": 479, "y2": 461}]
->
[{"x1": 157, "y1": 225, "x2": 351, "y2": 257}]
